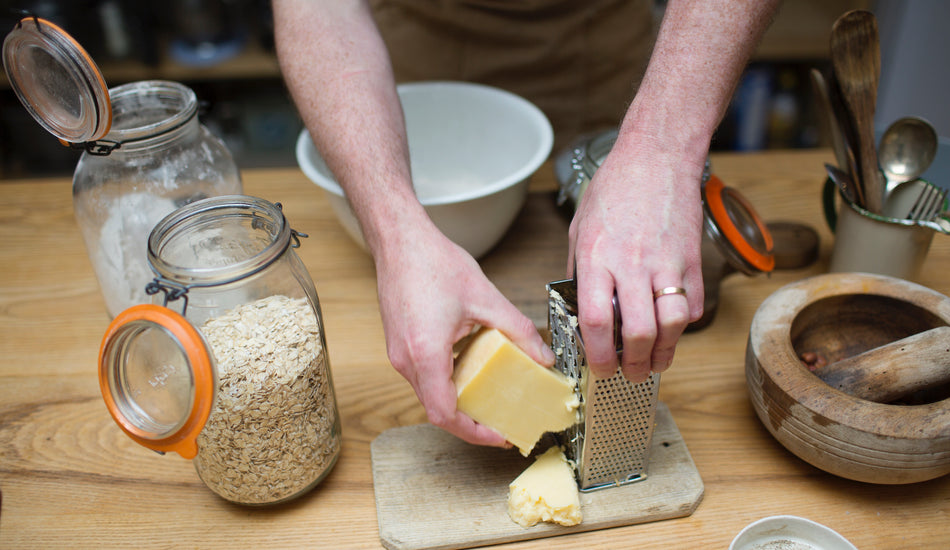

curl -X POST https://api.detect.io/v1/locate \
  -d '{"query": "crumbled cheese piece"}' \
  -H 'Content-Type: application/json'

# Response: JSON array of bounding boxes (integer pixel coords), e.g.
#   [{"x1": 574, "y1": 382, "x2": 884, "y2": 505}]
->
[{"x1": 508, "y1": 446, "x2": 582, "y2": 527}]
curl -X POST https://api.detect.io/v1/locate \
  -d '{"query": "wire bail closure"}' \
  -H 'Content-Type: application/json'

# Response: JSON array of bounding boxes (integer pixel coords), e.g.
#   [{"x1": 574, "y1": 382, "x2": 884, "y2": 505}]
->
[
  {"x1": 145, "y1": 278, "x2": 191, "y2": 313},
  {"x1": 70, "y1": 140, "x2": 121, "y2": 155},
  {"x1": 273, "y1": 203, "x2": 309, "y2": 248}
]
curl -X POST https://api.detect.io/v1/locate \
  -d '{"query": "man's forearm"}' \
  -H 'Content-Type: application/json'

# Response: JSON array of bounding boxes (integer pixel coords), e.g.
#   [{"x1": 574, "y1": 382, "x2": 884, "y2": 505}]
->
[
  {"x1": 617, "y1": 0, "x2": 781, "y2": 163},
  {"x1": 273, "y1": 0, "x2": 431, "y2": 259}
]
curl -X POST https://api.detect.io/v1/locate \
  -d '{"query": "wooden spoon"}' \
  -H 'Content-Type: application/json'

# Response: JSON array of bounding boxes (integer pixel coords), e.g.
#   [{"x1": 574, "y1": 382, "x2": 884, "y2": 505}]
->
[
  {"x1": 810, "y1": 69, "x2": 850, "y2": 174},
  {"x1": 830, "y1": 10, "x2": 883, "y2": 214}
]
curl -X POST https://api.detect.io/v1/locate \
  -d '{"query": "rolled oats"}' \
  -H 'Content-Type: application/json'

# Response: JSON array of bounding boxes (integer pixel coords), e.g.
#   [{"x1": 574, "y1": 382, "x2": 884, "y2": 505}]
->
[{"x1": 194, "y1": 294, "x2": 340, "y2": 505}]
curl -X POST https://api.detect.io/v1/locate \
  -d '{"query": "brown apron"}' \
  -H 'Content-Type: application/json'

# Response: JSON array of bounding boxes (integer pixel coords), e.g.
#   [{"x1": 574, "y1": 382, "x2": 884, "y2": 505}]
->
[{"x1": 369, "y1": 0, "x2": 656, "y2": 151}]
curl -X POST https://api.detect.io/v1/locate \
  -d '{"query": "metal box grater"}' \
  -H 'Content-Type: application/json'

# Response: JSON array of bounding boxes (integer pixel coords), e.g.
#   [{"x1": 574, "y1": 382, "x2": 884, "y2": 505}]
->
[{"x1": 547, "y1": 278, "x2": 661, "y2": 492}]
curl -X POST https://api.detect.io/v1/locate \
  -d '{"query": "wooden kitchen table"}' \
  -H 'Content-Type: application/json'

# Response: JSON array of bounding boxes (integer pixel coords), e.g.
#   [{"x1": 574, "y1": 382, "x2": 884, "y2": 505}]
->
[{"x1": 1, "y1": 149, "x2": 948, "y2": 549}]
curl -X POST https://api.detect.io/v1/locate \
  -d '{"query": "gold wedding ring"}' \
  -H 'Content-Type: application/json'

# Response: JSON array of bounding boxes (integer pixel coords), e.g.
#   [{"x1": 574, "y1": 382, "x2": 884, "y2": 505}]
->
[{"x1": 653, "y1": 286, "x2": 687, "y2": 300}]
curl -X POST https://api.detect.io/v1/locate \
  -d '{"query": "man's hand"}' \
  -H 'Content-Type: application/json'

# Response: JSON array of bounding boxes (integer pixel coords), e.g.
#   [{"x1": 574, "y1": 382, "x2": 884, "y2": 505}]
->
[{"x1": 374, "y1": 224, "x2": 555, "y2": 447}]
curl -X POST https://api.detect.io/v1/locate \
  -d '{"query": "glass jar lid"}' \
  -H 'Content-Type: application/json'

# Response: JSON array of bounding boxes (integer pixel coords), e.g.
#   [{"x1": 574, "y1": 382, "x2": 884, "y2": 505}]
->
[
  {"x1": 702, "y1": 174, "x2": 775, "y2": 274},
  {"x1": 2, "y1": 16, "x2": 111, "y2": 143},
  {"x1": 99, "y1": 305, "x2": 216, "y2": 459}
]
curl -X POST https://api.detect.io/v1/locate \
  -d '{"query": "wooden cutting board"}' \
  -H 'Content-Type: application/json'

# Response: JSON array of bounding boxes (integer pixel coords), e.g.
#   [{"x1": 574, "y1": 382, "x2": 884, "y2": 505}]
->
[{"x1": 371, "y1": 402, "x2": 704, "y2": 550}]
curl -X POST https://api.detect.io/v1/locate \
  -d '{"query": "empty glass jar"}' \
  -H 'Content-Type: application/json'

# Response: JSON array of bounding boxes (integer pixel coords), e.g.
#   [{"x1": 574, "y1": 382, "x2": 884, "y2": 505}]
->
[{"x1": 73, "y1": 80, "x2": 242, "y2": 317}]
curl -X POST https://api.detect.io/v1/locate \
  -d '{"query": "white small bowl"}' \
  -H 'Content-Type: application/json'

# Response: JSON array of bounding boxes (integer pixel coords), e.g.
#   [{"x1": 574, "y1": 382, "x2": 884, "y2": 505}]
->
[
  {"x1": 296, "y1": 81, "x2": 553, "y2": 259},
  {"x1": 730, "y1": 515, "x2": 858, "y2": 550}
]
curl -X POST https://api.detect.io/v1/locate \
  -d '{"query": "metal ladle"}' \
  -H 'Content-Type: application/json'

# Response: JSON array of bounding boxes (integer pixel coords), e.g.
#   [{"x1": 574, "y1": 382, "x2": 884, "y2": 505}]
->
[{"x1": 878, "y1": 116, "x2": 939, "y2": 195}]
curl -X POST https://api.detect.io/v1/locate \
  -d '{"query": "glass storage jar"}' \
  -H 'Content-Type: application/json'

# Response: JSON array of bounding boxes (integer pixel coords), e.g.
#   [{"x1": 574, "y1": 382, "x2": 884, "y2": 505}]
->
[
  {"x1": 554, "y1": 129, "x2": 776, "y2": 331},
  {"x1": 72, "y1": 80, "x2": 242, "y2": 317},
  {"x1": 3, "y1": 17, "x2": 241, "y2": 318},
  {"x1": 98, "y1": 195, "x2": 342, "y2": 506}
]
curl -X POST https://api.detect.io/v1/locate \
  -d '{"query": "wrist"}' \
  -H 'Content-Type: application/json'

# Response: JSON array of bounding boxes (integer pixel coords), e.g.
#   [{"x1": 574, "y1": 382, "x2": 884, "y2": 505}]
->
[
  {"x1": 616, "y1": 90, "x2": 716, "y2": 173},
  {"x1": 358, "y1": 188, "x2": 438, "y2": 261},
  {"x1": 610, "y1": 119, "x2": 710, "y2": 186}
]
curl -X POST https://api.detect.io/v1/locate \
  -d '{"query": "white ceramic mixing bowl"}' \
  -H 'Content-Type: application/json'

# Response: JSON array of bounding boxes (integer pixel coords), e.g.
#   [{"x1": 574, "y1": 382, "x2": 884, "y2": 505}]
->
[{"x1": 295, "y1": 81, "x2": 553, "y2": 259}]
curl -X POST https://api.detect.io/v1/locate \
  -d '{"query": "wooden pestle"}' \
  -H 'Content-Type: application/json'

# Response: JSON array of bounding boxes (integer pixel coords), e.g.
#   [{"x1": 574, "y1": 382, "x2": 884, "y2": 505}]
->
[{"x1": 816, "y1": 326, "x2": 950, "y2": 403}]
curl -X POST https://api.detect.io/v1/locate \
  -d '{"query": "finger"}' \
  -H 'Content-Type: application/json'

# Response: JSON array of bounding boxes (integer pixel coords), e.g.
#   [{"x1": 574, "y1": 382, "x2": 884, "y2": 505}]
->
[
  {"x1": 494, "y1": 310, "x2": 555, "y2": 368},
  {"x1": 616, "y1": 282, "x2": 656, "y2": 383},
  {"x1": 566, "y1": 237, "x2": 577, "y2": 279},
  {"x1": 468, "y1": 288, "x2": 555, "y2": 367},
  {"x1": 575, "y1": 271, "x2": 619, "y2": 379},
  {"x1": 685, "y1": 266, "x2": 705, "y2": 324},
  {"x1": 439, "y1": 411, "x2": 511, "y2": 449},
  {"x1": 412, "y1": 352, "x2": 510, "y2": 448},
  {"x1": 651, "y1": 286, "x2": 690, "y2": 373}
]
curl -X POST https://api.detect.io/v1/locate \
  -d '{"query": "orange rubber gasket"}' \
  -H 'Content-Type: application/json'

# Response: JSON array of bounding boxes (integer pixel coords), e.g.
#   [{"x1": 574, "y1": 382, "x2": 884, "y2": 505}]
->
[
  {"x1": 705, "y1": 174, "x2": 775, "y2": 273},
  {"x1": 17, "y1": 17, "x2": 112, "y2": 142},
  {"x1": 98, "y1": 304, "x2": 213, "y2": 459}
]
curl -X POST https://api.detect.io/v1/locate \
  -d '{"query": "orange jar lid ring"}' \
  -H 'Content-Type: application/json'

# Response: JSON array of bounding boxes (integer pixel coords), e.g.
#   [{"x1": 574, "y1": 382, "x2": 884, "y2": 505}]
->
[
  {"x1": 2, "y1": 16, "x2": 112, "y2": 144},
  {"x1": 703, "y1": 174, "x2": 775, "y2": 273},
  {"x1": 99, "y1": 304, "x2": 215, "y2": 459}
]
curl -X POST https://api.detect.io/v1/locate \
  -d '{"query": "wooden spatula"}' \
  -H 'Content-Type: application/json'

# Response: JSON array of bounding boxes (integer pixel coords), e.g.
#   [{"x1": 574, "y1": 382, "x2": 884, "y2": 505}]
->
[{"x1": 830, "y1": 10, "x2": 883, "y2": 213}]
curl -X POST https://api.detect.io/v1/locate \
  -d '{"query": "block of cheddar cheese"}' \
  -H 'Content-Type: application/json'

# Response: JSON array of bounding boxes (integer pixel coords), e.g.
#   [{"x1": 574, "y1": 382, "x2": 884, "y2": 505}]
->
[
  {"x1": 507, "y1": 445, "x2": 583, "y2": 527},
  {"x1": 453, "y1": 327, "x2": 579, "y2": 456}
]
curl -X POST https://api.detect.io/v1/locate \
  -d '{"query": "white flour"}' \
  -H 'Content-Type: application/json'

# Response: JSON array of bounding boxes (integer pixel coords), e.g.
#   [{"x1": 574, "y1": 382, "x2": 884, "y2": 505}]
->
[{"x1": 93, "y1": 192, "x2": 177, "y2": 316}]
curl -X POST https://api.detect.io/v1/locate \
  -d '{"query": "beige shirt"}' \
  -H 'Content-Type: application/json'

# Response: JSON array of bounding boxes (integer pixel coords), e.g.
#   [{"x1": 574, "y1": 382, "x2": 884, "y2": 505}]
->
[{"x1": 370, "y1": 0, "x2": 657, "y2": 150}]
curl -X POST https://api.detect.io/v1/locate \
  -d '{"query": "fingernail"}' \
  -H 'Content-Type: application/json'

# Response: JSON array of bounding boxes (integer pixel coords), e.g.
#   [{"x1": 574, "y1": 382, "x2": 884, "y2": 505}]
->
[
  {"x1": 651, "y1": 359, "x2": 674, "y2": 372},
  {"x1": 622, "y1": 367, "x2": 650, "y2": 384},
  {"x1": 590, "y1": 366, "x2": 617, "y2": 380}
]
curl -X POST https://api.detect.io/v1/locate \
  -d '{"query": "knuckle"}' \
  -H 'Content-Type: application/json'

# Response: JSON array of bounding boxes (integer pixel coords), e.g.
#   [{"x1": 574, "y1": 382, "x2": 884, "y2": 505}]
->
[
  {"x1": 620, "y1": 361, "x2": 651, "y2": 383},
  {"x1": 623, "y1": 324, "x2": 657, "y2": 348},
  {"x1": 387, "y1": 333, "x2": 436, "y2": 371},
  {"x1": 665, "y1": 308, "x2": 691, "y2": 327},
  {"x1": 690, "y1": 302, "x2": 705, "y2": 323},
  {"x1": 579, "y1": 308, "x2": 613, "y2": 335},
  {"x1": 425, "y1": 407, "x2": 454, "y2": 430}
]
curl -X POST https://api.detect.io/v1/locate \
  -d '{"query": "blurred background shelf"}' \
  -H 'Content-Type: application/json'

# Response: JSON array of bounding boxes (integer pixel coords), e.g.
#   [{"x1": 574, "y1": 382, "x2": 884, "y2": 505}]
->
[
  {"x1": 92, "y1": 41, "x2": 281, "y2": 83},
  {"x1": 5, "y1": 0, "x2": 947, "y2": 182}
]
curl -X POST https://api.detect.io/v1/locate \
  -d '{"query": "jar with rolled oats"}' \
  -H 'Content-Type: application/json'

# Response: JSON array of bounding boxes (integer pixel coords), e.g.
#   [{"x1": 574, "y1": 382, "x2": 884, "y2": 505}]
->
[{"x1": 98, "y1": 195, "x2": 342, "y2": 505}]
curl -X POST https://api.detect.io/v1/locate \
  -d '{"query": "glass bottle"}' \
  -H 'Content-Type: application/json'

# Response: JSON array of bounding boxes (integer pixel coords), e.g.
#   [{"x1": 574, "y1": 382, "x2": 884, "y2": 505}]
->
[{"x1": 99, "y1": 195, "x2": 342, "y2": 505}]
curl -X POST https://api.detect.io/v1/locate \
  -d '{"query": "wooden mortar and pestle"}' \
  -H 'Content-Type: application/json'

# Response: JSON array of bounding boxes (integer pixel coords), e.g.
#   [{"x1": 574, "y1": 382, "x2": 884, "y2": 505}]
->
[
  {"x1": 810, "y1": 325, "x2": 950, "y2": 403},
  {"x1": 746, "y1": 272, "x2": 950, "y2": 484}
]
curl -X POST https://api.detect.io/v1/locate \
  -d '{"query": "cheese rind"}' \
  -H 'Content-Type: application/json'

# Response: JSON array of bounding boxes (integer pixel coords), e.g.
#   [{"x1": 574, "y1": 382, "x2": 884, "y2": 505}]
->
[
  {"x1": 453, "y1": 328, "x2": 579, "y2": 456},
  {"x1": 507, "y1": 446, "x2": 582, "y2": 527}
]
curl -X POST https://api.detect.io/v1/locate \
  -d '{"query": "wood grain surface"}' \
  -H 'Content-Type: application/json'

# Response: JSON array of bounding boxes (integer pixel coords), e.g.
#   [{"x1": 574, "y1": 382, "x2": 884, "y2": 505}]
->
[
  {"x1": 372, "y1": 403, "x2": 703, "y2": 550},
  {"x1": 2, "y1": 149, "x2": 949, "y2": 549}
]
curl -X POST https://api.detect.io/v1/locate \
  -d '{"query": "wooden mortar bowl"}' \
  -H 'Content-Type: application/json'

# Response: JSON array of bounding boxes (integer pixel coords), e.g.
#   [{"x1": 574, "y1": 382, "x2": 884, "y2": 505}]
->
[{"x1": 746, "y1": 272, "x2": 950, "y2": 484}]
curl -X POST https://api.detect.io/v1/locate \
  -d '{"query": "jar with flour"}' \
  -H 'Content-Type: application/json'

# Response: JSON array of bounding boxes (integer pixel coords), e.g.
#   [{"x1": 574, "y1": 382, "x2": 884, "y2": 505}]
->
[{"x1": 2, "y1": 17, "x2": 241, "y2": 317}]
